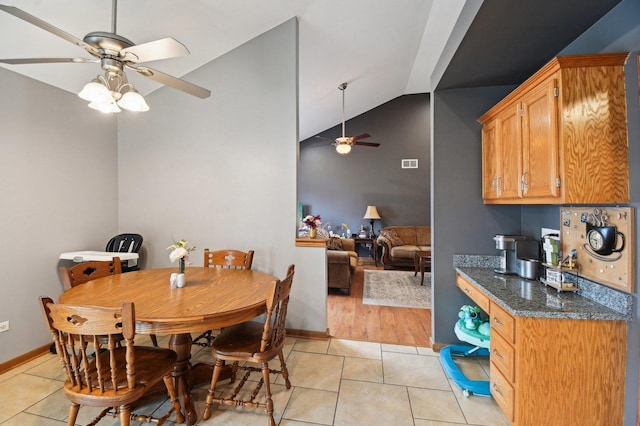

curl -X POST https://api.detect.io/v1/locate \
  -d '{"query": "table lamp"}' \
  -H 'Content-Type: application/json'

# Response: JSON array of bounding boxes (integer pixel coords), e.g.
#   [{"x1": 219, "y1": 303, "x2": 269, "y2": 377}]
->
[{"x1": 363, "y1": 205, "x2": 381, "y2": 238}]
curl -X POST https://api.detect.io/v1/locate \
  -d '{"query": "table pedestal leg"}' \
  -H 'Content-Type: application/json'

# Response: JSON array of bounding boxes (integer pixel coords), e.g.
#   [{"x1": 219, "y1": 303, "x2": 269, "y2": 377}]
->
[
  {"x1": 168, "y1": 333, "x2": 235, "y2": 424},
  {"x1": 169, "y1": 333, "x2": 197, "y2": 425}
]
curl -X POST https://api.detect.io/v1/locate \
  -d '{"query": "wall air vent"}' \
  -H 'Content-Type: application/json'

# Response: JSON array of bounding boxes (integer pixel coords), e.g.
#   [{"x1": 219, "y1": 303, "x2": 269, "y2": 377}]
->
[{"x1": 402, "y1": 159, "x2": 418, "y2": 169}]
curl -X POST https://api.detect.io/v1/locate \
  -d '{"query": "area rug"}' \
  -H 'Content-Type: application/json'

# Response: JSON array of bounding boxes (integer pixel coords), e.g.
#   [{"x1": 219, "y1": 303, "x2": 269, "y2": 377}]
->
[{"x1": 362, "y1": 270, "x2": 431, "y2": 309}]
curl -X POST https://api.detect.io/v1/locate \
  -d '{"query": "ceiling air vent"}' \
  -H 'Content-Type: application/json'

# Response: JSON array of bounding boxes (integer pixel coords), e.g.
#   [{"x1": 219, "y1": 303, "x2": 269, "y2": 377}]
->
[{"x1": 402, "y1": 159, "x2": 418, "y2": 169}]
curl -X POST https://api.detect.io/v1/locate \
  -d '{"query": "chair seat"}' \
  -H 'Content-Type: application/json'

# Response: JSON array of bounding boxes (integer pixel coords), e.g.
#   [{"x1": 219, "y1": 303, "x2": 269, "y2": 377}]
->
[
  {"x1": 211, "y1": 321, "x2": 264, "y2": 357},
  {"x1": 66, "y1": 346, "x2": 177, "y2": 405}
]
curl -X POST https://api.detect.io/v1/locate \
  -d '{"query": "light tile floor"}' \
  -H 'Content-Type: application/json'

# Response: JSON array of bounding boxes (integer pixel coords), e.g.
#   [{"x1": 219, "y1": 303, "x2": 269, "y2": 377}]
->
[{"x1": 0, "y1": 335, "x2": 509, "y2": 425}]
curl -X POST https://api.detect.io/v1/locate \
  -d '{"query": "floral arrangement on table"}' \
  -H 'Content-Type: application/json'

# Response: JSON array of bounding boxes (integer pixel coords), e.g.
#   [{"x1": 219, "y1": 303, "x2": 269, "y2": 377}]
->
[
  {"x1": 303, "y1": 214, "x2": 322, "y2": 229},
  {"x1": 303, "y1": 214, "x2": 322, "y2": 238},
  {"x1": 167, "y1": 238, "x2": 196, "y2": 273}
]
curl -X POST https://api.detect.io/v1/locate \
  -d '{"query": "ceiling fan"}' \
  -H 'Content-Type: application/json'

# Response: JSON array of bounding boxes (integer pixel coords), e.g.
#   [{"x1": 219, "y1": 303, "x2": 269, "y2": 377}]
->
[
  {"x1": 316, "y1": 82, "x2": 380, "y2": 154},
  {"x1": 0, "y1": 0, "x2": 210, "y2": 113}
]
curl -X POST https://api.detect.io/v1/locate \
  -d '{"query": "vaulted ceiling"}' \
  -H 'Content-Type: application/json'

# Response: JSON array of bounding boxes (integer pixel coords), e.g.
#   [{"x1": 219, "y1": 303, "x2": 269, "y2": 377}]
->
[{"x1": 0, "y1": 0, "x2": 621, "y2": 140}]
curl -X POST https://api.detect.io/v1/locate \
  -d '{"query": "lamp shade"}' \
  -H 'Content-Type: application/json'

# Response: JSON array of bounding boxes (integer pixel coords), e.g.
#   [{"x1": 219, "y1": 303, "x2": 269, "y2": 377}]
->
[
  {"x1": 335, "y1": 143, "x2": 352, "y2": 155},
  {"x1": 117, "y1": 89, "x2": 150, "y2": 112},
  {"x1": 78, "y1": 80, "x2": 112, "y2": 102},
  {"x1": 363, "y1": 205, "x2": 381, "y2": 220},
  {"x1": 88, "y1": 99, "x2": 121, "y2": 114}
]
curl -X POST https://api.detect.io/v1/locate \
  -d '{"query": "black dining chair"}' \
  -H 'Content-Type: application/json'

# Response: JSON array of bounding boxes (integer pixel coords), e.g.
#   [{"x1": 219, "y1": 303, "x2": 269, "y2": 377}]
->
[{"x1": 106, "y1": 233, "x2": 143, "y2": 272}]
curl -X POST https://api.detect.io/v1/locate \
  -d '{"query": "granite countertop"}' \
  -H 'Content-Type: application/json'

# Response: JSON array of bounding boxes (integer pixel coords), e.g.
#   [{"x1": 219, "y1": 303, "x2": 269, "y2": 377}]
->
[{"x1": 455, "y1": 267, "x2": 629, "y2": 321}]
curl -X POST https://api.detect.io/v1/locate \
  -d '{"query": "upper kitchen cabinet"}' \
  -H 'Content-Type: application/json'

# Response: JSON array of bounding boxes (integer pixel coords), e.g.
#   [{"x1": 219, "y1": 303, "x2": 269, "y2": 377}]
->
[{"x1": 478, "y1": 53, "x2": 629, "y2": 205}]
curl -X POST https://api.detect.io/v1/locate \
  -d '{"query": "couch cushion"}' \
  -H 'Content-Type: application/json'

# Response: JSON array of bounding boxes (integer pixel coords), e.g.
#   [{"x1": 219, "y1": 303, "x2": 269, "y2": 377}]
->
[
  {"x1": 389, "y1": 226, "x2": 418, "y2": 245},
  {"x1": 416, "y1": 226, "x2": 431, "y2": 246},
  {"x1": 327, "y1": 236, "x2": 343, "y2": 250},
  {"x1": 379, "y1": 228, "x2": 405, "y2": 246},
  {"x1": 390, "y1": 245, "x2": 421, "y2": 259}
]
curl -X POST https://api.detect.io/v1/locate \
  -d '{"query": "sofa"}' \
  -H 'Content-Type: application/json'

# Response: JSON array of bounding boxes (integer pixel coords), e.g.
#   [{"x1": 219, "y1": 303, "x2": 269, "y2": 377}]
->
[
  {"x1": 376, "y1": 226, "x2": 431, "y2": 269},
  {"x1": 327, "y1": 237, "x2": 358, "y2": 295}
]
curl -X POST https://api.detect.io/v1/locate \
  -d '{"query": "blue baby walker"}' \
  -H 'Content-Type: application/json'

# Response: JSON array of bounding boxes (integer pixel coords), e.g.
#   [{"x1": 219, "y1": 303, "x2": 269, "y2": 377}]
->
[{"x1": 439, "y1": 305, "x2": 491, "y2": 397}]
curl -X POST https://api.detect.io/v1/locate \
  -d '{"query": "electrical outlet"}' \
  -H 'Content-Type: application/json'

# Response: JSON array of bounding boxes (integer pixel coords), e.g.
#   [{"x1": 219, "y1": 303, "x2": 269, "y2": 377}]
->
[{"x1": 0, "y1": 321, "x2": 9, "y2": 333}]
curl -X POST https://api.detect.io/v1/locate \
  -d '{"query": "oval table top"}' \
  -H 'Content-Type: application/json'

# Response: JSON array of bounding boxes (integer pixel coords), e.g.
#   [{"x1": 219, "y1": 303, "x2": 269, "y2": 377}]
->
[{"x1": 58, "y1": 267, "x2": 277, "y2": 335}]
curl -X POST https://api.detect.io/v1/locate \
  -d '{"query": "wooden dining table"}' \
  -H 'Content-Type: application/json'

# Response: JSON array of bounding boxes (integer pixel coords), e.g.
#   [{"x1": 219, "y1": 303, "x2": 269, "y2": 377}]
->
[{"x1": 58, "y1": 266, "x2": 277, "y2": 425}]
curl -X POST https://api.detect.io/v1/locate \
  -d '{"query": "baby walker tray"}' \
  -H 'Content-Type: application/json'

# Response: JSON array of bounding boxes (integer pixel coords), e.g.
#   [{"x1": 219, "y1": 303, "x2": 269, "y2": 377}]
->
[{"x1": 439, "y1": 319, "x2": 491, "y2": 397}]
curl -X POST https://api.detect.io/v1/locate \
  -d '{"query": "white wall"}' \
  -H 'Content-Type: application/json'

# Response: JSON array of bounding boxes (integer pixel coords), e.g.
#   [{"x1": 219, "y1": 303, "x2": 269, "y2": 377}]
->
[
  {"x1": 0, "y1": 67, "x2": 118, "y2": 363},
  {"x1": 117, "y1": 18, "x2": 327, "y2": 333}
]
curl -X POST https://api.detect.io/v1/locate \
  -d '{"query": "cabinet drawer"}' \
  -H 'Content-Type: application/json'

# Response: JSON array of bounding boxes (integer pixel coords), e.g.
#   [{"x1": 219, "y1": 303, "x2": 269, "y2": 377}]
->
[
  {"x1": 490, "y1": 365, "x2": 515, "y2": 422},
  {"x1": 490, "y1": 332, "x2": 515, "y2": 382},
  {"x1": 456, "y1": 274, "x2": 489, "y2": 312},
  {"x1": 490, "y1": 301, "x2": 515, "y2": 344}
]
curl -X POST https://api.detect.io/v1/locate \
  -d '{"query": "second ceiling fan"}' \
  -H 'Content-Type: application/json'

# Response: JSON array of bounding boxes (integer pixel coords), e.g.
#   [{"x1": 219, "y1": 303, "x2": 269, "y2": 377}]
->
[{"x1": 318, "y1": 82, "x2": 380, "y2": 154}]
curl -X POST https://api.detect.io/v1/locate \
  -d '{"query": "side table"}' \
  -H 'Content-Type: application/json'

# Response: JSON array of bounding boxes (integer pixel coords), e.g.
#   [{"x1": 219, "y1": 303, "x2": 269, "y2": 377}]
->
[
  {"x1": 353, "y1": 237, "x2": 379, "y2": 267},
  {"x1": 414, "y1": 250, "x2": 431, "y2": 285}
]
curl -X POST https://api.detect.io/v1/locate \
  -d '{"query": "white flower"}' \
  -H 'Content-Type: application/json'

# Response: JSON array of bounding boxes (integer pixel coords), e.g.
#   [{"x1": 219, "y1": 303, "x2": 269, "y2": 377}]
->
[{"x1": 169, "y1": 247, "x2": 188, "y2": 263}]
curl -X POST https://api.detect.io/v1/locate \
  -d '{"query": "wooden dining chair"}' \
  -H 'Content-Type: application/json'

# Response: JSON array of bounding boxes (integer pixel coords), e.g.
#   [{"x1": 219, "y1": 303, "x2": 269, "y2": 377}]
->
[
  {"x1": 59, "y1": 257, "x2": 122, "y2": 291},
  {"x1": 193, "y1": 248, "x2": 256, "y2": 347},
  {"x1": 59, "y1": 258, "x2": 158, "y2": 347},
  {"x1": 39, "y1": 297, "x2": 184, "y2": 426},
  {"x1": 203, "y1": 264, "x2": 295, "y2": 426},
  {"x1": 203, "y1": 248, "x2": 255, "y2": 269}
]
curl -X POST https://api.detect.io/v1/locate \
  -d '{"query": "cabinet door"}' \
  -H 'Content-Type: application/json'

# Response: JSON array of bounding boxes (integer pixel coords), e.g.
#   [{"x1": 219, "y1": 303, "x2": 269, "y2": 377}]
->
[
  {"x1": 520, "y1": 77, "x2": 559, "y2": 200},
  {"x1": 496, "y1": 104, "x2": 521, "y2": 199},
  {"x1": 481, "y1": 119, "x2": 500, "y2": 200}
]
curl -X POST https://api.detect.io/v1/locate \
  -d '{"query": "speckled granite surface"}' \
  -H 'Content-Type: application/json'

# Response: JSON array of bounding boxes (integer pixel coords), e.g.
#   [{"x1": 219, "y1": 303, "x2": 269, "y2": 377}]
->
[{"x1": 454, "y1": 255, "x2": 631, "y2": 321}]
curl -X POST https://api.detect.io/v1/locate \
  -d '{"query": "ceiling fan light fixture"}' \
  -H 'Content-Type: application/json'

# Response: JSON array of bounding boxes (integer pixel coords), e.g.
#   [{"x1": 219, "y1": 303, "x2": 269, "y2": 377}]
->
[
  {"x1": 117, "y1": 88, "x2": 149, "y2": 112},
  {"x1": 88, "y1": 99, "x2": 121, "y2": 114},
  {"x1": 78, "y1": 78, "x2": 112, "y2": 102},
  {"x1": 335, "y1": 143, "x2": 352, "y2": 155}
]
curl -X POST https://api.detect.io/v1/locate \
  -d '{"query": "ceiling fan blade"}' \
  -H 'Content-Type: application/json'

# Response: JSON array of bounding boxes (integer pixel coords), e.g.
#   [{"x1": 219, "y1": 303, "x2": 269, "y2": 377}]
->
[
  {"x1": 121, "y1": 38, "x2": 190, "y2": 63},
  {"x1": 354, "y1": 141, "x2": 381, "y2": 147},
  {"x1": 0, "y1": 57, "x2": 98, "y2": 65},
  {"x1": 0, "y1": 5, "x2": 99, "y2": 56},
  {"x1": 128, "y1": 64, "x2": 211, "y2": 99},
  {"x1": 351, "y1": 133, "x2": 371, "y2": 142}
]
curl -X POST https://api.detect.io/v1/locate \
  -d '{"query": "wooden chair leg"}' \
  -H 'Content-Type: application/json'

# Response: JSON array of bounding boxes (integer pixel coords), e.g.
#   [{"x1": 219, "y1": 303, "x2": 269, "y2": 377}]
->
[
  {"x1": 151, "y1": 334, "x2": 159, "y2": 347},
  {"x1": 262, "y1": 362, "x2": 276, "y2": 426},
  {"x1": 163, "y1": 375, "x2": 185, "y2": 424},
  {"x1": 203, "y1": 358, "x2": 225, "y2": 420},
  {"x1": 278, "y1": 350, "x2": 291, "y2": 389},
  {"x1": 119, "y1": 404, "x2": 131, "y2": 426},
  {"x1": 67, "y1": 403, "x2": 80, "y2": 426}
]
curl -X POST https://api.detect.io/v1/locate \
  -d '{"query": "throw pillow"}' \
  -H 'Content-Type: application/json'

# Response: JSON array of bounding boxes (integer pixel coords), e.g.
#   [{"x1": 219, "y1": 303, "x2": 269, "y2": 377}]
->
[
  {"x1": 327, "y1": 236, "x2": 343, "y2": 250},
  {"x1": 380, "y1": 229, "x2": 404, "y2": 246}
]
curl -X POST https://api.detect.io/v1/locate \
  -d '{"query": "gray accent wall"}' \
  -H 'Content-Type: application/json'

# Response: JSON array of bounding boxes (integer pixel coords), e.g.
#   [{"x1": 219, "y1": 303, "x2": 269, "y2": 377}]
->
[
  {"x1": 0, "y1": 67, "x2": 118, "y2": 362},
  {"x1": 431, "y1": 86, "x2": 521, "y2": 346},
  {"x1": 299, "y1": 94, "x2": 430, "y2": 234}
]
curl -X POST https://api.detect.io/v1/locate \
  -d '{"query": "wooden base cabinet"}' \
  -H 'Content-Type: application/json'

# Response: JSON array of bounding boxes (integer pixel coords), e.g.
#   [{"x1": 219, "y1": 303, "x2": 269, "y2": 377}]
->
[
  {"x1": 489, "y1": 300, "x2": 627, "y2": 425},
  {"x1": 479, "y1": 53, "x2": 629, "y2": 204}
]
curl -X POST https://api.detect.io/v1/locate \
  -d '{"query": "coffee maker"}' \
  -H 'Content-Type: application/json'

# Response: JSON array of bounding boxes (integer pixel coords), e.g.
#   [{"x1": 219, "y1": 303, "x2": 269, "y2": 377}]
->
[{"x1": 493, "y1": 235, "x2": 540, "y2": 278}]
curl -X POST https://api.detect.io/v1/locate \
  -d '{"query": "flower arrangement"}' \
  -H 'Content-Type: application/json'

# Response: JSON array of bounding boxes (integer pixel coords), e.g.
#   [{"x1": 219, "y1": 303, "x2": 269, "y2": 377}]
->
[
  {"x1": 303, "y1": 214, "x2": 322, "y2": 229},
  {"x1": 167, "y1": 238, "x2": 196, "y2": 273}
]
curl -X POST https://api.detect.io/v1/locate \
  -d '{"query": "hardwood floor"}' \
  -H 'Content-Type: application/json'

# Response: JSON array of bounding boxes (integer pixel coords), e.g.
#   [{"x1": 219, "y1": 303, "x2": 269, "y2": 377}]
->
[{"x1": 327, "y1": 258, "x2": 432, "y2": 347}]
